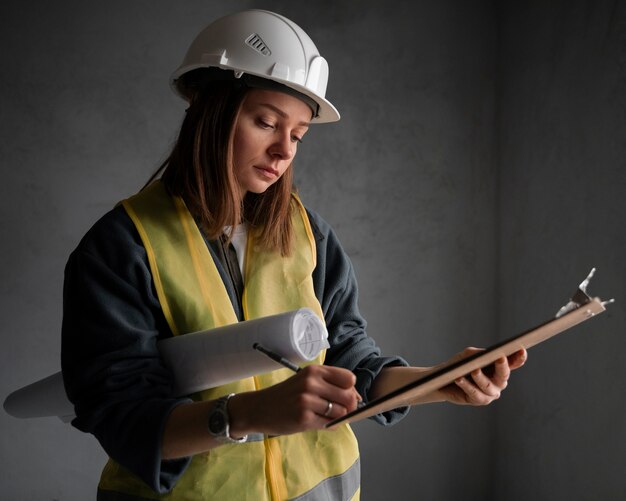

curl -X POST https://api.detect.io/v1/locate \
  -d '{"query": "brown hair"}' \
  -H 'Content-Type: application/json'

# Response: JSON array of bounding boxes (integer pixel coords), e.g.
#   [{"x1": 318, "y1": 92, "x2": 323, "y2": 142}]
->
[{"x1": 145, "y1": 73, "x2": 295, "y2": 256}]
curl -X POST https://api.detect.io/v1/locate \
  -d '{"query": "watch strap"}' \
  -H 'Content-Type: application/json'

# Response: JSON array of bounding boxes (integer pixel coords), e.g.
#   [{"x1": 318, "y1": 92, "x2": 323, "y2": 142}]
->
[{"x1": 208, "y1": 393, "x2": 247, "y2": 444}]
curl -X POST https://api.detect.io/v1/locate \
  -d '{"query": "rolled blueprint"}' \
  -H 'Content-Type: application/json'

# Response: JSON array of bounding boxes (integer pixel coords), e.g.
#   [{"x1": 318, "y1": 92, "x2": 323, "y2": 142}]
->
[
  {"x1": 159, "y1": 307, "x2": 329, "y2": 395},
  {"x1": 3, "y1": 308, "x2": 329, "y2": 421},
  {"x1": 3, "y1": 372, "x2": 75, "y2": 422}
]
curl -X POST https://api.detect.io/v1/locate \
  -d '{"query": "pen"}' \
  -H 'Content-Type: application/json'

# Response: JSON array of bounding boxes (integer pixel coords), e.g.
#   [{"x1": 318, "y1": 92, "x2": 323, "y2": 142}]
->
[
  {"x1": 253, "y1": 342, "x2": 301, "y2": 372},
  {"x1": 253, "y1": 342, "x2": 365, "y2": 408}
]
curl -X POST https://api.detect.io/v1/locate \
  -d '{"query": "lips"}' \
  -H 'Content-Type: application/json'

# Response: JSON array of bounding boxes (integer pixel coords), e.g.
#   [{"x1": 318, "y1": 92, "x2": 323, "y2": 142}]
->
[{"x1": 255, "y1": 165, "x2": 279, "y2": 178}]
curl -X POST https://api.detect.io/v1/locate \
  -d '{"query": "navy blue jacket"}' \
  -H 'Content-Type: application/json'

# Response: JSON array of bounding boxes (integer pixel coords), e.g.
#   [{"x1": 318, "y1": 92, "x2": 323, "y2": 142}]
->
[{"x1": 61, "y1": 203, "x2": 409, "y2": 493}]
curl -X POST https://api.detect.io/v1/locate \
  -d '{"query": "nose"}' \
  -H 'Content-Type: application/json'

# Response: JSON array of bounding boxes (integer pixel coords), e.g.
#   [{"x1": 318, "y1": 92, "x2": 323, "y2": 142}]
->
[{"x1": 268, "y1": 133, "x2": 295, "y2": 161}]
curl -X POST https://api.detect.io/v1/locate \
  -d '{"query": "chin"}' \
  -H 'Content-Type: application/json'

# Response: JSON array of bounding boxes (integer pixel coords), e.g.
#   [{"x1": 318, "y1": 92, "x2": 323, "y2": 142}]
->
[{"x1": 245, "y1": 182, "x2": 274, "y2": 195}]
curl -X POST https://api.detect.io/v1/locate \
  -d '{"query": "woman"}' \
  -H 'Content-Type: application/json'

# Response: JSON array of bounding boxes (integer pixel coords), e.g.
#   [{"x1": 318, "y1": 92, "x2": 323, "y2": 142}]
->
[{"x1": 61, "y1": 9, "x2": 526, "y2": 500}]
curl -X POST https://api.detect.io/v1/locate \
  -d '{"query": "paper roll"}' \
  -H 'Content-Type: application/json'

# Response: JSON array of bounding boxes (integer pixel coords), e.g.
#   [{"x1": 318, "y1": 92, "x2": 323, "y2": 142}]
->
[
  {"x1": 159, "y1": 307, "x2": 329, "y2": 395},
  {"x1": 3, "y1": 372, "x2": 75, "y2": 422},
  {"x1": 3, "y1": 308, "x2": 328, "y2": 421}
]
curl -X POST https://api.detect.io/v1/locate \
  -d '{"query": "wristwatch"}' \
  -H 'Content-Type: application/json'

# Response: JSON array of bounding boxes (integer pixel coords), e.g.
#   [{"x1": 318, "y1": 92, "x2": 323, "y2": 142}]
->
[{"x1": 208, "y1": 393, "x2": 247, "y2": 444}]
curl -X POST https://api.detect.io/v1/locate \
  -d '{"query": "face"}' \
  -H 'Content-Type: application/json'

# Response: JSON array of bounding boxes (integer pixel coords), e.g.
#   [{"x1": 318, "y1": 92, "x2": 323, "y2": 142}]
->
[{"x1": 232, "y1": 89, "x2": 312, "y2": 194}]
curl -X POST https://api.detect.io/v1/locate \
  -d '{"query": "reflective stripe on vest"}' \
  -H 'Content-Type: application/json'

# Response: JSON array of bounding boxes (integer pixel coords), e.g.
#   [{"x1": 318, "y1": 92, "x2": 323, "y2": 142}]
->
[
  {"x1": 98, "y1": 181, "x2": 360, "y2": 500},
  {"x1": 98, "y1": 459, "x2": 360, "y2": 501},
  {"x1": 291, "y1": 458, "x2": 360, "y2": 501}
]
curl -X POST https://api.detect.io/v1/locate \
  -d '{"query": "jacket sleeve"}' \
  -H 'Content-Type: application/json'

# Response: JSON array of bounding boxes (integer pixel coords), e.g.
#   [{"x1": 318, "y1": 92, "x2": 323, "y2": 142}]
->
[
  {"x1": 307, "y1": 209, "x2": 410, "y2": 426},
  {"x1": 61, "y1": 206, "x2": 191, "y2": 493}
]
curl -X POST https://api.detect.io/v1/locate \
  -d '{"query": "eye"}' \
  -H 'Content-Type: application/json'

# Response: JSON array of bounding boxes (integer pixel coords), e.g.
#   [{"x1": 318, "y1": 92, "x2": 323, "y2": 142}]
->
[
  {"x1": 257, "y1": 118, "x2": 275, "y2": 130},
  {"x1": 291, "y1": 129, "x2": 307, "y2": 144}
]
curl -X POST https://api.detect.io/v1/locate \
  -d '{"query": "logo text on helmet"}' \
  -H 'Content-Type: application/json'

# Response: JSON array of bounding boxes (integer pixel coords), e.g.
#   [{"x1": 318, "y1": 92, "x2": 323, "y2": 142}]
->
[{"x1": 245, "y1": 33, "x2": 271, "y2": 56}]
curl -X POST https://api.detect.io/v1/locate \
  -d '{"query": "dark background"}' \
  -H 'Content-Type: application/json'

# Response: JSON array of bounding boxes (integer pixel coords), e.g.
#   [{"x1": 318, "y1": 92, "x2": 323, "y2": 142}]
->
[{"x1": 1, "y1": 1, "x2": 624, "y2": 499}]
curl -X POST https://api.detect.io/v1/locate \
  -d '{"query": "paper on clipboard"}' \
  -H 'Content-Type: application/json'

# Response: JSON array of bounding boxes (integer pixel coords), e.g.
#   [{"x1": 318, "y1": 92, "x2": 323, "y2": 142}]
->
[{"x1": 327, "y1": 269, "x2": 613, "y2": 427}]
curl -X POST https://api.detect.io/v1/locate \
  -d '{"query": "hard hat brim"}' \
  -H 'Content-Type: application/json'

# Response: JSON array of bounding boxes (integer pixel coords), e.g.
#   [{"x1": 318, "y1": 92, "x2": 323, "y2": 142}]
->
[{"x1": 170, "y1": 65, "x2": 340, "y2": 124}]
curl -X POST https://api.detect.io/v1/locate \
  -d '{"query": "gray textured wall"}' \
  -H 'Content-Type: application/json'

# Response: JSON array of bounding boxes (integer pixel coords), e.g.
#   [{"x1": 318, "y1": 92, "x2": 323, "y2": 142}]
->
[
  {"x1": 496, "y1": 1, "x2": 626, "y2": 499},
  {"x1": 1, "y1": 1, "x2": 623, "y2": 500}
]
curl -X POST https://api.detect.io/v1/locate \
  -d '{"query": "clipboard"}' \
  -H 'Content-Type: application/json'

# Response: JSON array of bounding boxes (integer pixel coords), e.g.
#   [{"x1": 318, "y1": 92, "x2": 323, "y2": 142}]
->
[{"x1": 327, "y1": 269, "x2": 614, "y2": 427}]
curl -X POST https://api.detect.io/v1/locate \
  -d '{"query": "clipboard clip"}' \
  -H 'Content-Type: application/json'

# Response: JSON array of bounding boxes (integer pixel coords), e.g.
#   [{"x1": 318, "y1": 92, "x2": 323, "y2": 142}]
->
[{"x1": 555, "y1": 268, "x2": 615, "y2": 318}]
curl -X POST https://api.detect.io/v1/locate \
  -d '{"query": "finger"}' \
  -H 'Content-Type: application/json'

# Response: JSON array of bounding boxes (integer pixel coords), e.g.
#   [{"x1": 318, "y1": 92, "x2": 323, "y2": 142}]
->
[
  {"x1": 320, "y1": 399, "x2": 333, "y2": 418},
  {"x1": 353, "y1": 388, "x2": 364, "y2": 405},
  {"x1": 507, "y1": 348, "x2": 528, "y2": 370},
  {"x1": 316, "y1": 398, "x2": 347, "y2": 419},
  {"x1": 318, "y1": 385, "x2": 359, "y2": 413},
  {"x1": 454, "y1": 376, "x2": 483, "y2": 404},
  {"x1": 299, "y1": 365, "x2": 355, "y2": 392},
  {"x1": 308, "y1": 366, "x2": 360, "y2": 410},
  {"x1": 445, "y1": 347, "x2": 483, "y2": 366},
  {"x1": 455, "y1": 376, "x2": 497, "y2": 405},
  {"x1": 295, "y1": 368, "x2": 357, "y2": 414},
  {"x1": 470, "y1": 368, "x2": 504, "y2": 397},
  {"x1": 319, "y1": 365, "x2": 357, "y2": 389},
  {"x1": 490, "y1": 357, "x2": 511, "y2": 388}
]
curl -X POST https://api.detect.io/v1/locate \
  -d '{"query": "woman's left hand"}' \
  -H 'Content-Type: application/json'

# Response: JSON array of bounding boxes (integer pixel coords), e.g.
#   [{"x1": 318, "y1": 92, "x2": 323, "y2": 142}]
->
[{"x1": 439, "y1": 348, "x2": 527, "y2": 406}]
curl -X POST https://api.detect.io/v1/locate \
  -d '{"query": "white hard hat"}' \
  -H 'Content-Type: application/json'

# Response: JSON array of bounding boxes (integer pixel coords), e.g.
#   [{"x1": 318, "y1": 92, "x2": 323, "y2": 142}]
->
[{"x1": 171, "y1": 9, "x2": 340, "y2": 123}]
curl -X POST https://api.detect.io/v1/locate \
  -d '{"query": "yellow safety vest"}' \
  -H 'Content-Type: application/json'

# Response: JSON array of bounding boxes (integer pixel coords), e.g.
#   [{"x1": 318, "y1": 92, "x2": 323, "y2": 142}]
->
[{"x1": 97, "y1": 181, "x2": 361, "y2": 500}]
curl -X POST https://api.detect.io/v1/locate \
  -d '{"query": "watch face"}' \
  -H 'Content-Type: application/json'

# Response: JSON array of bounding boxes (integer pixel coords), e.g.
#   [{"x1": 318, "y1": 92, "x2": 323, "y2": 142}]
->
[{"x1": 209, "y1": 411, "x2": 226, "y2": 435}]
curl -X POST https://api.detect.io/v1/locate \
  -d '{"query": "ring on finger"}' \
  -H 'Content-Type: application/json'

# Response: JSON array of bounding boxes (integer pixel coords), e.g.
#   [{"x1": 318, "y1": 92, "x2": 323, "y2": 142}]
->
[{"x1": 323, "y1": 400, "x2": 333, "y2": 417}]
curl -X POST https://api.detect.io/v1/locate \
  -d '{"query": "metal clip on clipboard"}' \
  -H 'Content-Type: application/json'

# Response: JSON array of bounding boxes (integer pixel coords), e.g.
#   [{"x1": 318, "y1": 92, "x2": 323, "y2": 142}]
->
[{"x1": 555, "y1": 268, "x2": 615, "y2": 318}]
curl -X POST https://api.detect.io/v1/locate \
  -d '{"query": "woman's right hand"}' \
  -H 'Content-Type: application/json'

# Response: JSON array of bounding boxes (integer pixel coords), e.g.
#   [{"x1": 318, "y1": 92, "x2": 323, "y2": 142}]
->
[
  {"x1": 162, "y1": 364, "x2": 360, "y2": 459},
  {"x1": 229, "y1": 364, "x2": 360, "y2": 437}
]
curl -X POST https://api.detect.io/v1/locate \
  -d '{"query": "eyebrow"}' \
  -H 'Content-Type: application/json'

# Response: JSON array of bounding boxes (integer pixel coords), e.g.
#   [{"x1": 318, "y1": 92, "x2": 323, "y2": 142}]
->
[{"x1": 259, "y1": 103, "x2": 310, "y2": 127}]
